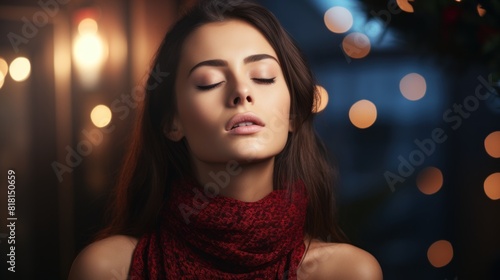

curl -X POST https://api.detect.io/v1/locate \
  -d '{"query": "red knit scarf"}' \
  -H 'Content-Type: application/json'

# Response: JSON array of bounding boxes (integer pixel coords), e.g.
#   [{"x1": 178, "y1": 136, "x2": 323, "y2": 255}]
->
[{"x1": 129, "y1": 179, "x2": 308, "y2": 279}]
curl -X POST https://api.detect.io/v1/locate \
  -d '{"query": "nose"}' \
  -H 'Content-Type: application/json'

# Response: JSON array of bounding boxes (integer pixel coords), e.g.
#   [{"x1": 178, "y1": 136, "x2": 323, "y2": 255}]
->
[
  {"x1": 232, "y1": 95, "x2": 253, "y2": 106},
  {"x1": 228, "y1": 78, "x2": 253, "y2": 107}
]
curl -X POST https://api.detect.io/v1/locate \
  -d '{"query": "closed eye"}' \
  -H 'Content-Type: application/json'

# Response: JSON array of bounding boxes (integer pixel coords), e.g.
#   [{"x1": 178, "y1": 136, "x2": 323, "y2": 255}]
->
[
  {"x1": 196, "y1": 81, "x2": 225, "y2": 91},
  {"x1": 253, "y1": 77, "x2": 276, "y2": 84}
]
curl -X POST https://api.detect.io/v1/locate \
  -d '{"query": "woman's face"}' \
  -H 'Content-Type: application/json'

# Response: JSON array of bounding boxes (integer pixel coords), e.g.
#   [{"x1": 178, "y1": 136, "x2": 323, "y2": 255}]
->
[{"x1": 173, "y1": 19, "x2": 291, "y2": 165}]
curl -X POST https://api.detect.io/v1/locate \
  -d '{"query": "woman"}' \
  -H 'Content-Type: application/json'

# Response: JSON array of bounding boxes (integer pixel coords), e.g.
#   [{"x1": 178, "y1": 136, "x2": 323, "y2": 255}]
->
[{"x1": 69, "y1": 0, "x2": 382, "y2": 279}]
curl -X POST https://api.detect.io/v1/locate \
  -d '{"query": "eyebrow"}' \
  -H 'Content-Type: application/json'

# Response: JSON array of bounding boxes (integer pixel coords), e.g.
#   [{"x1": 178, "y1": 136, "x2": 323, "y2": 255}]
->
[{"x1": 188, "y1": 54, "x2": 279, "y2": 76}]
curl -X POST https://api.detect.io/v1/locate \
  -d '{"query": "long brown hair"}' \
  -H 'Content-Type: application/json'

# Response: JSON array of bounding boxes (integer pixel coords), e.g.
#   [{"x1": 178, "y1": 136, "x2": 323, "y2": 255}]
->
[{"x1": 101, "y1": 0, "x2": 346, "y2": 243}]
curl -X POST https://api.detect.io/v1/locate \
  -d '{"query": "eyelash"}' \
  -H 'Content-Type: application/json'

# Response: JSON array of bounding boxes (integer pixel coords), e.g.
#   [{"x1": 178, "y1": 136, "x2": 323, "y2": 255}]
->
[
  {"x1": 196, "y1": 77, "x2": 276, "y2": 91},
  {"x1": 253, "y1": 77, "x2": 276, "y2": 84},
  {"x1": 197, "y1": 82, "x2": 224, "y2": 91}
]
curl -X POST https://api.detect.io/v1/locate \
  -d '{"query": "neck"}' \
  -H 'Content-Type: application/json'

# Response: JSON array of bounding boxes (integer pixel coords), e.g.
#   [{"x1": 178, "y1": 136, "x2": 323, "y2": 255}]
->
[{"x1": 191, "y1": 157, "x2": 275, "y2": 202}]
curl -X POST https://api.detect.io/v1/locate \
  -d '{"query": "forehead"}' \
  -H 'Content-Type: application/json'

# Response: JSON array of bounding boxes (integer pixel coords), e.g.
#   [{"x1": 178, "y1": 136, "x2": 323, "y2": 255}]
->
[{"x1": 179, "y1": 19, "x2": 277, "y2": 64}]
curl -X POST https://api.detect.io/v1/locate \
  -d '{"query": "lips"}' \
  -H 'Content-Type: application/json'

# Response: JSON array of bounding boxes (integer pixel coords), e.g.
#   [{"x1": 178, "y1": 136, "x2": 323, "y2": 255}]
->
[{"x1": 225, "y1": 112, "x2": 265, "y2": 133}]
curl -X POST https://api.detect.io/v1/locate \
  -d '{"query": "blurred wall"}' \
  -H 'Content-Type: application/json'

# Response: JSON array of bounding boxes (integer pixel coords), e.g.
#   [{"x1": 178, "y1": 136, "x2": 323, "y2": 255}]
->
[{"x1": 0, "y1": 0, "x2": 179, "y2": 278}]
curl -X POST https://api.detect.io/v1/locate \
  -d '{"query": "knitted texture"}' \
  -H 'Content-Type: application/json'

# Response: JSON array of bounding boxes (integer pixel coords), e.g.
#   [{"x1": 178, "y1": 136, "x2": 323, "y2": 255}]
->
[{"x1": 129, "y1": 179, "x2": 308, "y2": 279}]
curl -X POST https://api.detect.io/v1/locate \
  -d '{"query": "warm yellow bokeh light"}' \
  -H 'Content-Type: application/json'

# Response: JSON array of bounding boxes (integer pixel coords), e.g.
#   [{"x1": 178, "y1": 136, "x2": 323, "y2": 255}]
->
[
  {"x1": 349, "y1": 100, "x2": 377, "y2": 129},
  {"x1": 417, "y1": 167, "x2": 443, "y2": 195},
  {"x1": 400, "y1": 73, "x2": 427, "y2": 101},
  {"x1": 484, "y1": 173, "x2": 500, "y2": 200},
  {"x1": 0, "y1": 72, "x2": 5, "y2": 89},
  {"x1": 484, "y1": 131, "x2": 500, "y2": 158},
  {"x1": 396, "y1": 0, "x2": 414, "y2": 13},
  {"x1": 324, "y1": 7, "x2": 353, "y2": 34},
  {"x1": 313, "y1": 85, "x2": 329, "y2": 113},
  {"x1": 73, "y1": 33, "x2": 106, "y2": 69},
  {"x1": 0, "y1": 57, "x2": 8, "y2": 77},
  {"x1": 73, "y1": 18, "x2": 107, "y2": 87},
  {"x1": 342, "y1": 32, "x2": 371, "y2": 59},
  {"x1": 0, "y1": 58, "x2": 7, "y2": 89},
  {"x1": 90, "y1": 104, "x2": 112, "y2": 128},
  {"x1": 78, "y1": 18, "x2": 98, "y2": 34},
  {"x1": 427, "y1": 240, "x2": 453, "y2": 268},
  {"x1": 9, "y1": 57, "x2": 31, "y2": 82}
]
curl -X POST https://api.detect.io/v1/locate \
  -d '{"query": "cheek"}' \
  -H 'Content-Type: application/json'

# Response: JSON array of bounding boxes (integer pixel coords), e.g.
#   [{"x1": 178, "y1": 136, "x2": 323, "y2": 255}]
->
[
  {"x1": 177, "y1": 92, "x2": 223, "y2": 137},
  {"x1": 263, "y1": 84, "x2": 291, "y2": 134}
]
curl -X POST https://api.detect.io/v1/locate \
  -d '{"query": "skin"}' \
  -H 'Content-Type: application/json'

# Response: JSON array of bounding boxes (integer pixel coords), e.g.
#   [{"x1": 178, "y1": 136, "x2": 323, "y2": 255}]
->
[
  {"x1": 68, "y1": 20, "x2": 383, "y2": 280},
  {"x1": 170, "y1": 19, "x2": 291, "y2": 202}
]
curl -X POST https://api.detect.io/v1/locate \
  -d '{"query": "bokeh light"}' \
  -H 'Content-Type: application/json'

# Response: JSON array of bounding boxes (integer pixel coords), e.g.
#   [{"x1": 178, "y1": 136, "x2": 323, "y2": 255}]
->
[
  {"x1": 313, "y1": 85, "x2": 329, "y2": 113},
  {"x1": 477, "y1": 4, "x2": 486, "y2": 17},
  {"x1": 417, "y1": 167, "x2": 443, "y2": 195},
  {"x1": 484, "y1": 173, "x2": 500, "y2": 200},
  {"x1": 324, "y1": 7, "x2": 353, "y2": 34},
  {"x1": 78, "y1": 18, "x2": 98, "y2": 34},
  {"x1": 349, "y1": 100, "x2": 377, "y2": 129},
  {"x1": 484, "y1": 131, "x2": 500, "y2": 158},
  {"x1": 0, "y1": 72, "x2": 5, "y2": 89},
  {"x1": 90, "y1": 104, "x2": 112, "y2": 128},
  {"x1": 73, "y1": 33, "x2": 106, "y2": 69},
  {"x1": 73, "y1": 17, "x2": 108, "y2": 83},
  {"x1": 427, "y1": 240, "x2": 453, "y2": 268},
  {"x1": 400, "y1": 73, "x2": 426, "y2": 101},
  {"x1": 0, "y1": 58, "x2": 7, "y2": 89},
  {"x1": 0, "y1": 57, "x2": 8, "y2": 77},
  {"x1": 9, "y1": 57, "x2": 31, "y2": 82},
  {"x1": 342, "y1": 32, "x2": 371, "y2": 59},
  {"x1": 397, "y1": 0, "x2": 415, "y2": 13}
]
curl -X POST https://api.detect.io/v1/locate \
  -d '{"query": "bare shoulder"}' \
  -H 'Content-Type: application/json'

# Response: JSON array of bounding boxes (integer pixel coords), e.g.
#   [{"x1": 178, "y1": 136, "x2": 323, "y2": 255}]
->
[
  {"x1": 68, "y1": 235, "x2": 138, "y2": 280},
  {"x1": 298, "y1": 240, "x2": 383, "y2": 280}
]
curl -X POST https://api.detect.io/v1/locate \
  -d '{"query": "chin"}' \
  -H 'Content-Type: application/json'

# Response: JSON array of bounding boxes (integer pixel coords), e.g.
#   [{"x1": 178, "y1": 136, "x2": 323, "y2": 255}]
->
[
  {"x1": 231, "y1": 137, "x2": 286, "y2": 153},
  {"x1": 231, "y1": 154, "x2": 270, "y2": 165},
  {"x1": 226, "y1": 148, "x2": 284, "y2": 165},
  {"x1": 193, "y1": 141, "x2": 286, "y2": 164}
]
